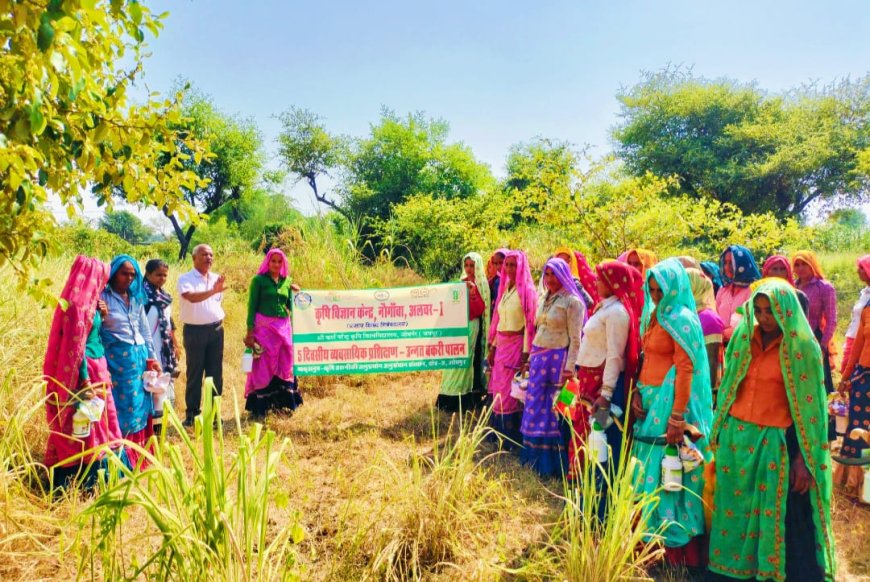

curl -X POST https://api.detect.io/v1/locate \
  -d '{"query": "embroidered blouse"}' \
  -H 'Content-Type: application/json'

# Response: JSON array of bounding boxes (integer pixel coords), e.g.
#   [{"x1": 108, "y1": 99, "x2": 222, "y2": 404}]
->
[
  {"x1": 575, "y1": 296, "x2": 629, "y2": 388},
  {"x1": 532, "y1": 289, "x2": 584, "y2": 371}
]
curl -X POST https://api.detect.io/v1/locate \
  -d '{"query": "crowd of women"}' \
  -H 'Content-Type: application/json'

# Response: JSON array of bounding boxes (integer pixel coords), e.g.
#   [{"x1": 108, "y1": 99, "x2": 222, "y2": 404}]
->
[
  {"x1": 43, "y1": 249, "x2": 302, "y2": 488},
  {"x1": 42, "y1": 242, "x2": 869, "y2": 580},
  {"x1": 437, "y1": 245, "x2": 870, "y2": 581}
]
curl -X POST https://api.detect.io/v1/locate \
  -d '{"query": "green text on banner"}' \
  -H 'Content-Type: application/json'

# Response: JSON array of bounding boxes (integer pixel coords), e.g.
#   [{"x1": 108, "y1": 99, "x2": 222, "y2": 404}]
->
[{"x1": 291, "y1": 283, "x2": 470, "y2": 376}]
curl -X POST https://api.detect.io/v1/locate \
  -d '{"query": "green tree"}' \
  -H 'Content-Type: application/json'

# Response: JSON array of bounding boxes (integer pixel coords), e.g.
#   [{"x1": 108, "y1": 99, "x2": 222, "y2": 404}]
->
[
  {"x1": 0, "y1": 0, "x2": 208, "y2": 281},
  {"x1": 828, "y1": 208, "x2": 867, "y2": 229},
  {"x1": 614, "y1": 69, "x2": 870, "y2": 217},
  {"x1": 99, "y1": 210, "x2": 152, "y2": 244},
  {"x1": 344, "y1": 110, "x2": 494, "y2": 224},
  {"x1": 276, "y1": 107, "x2": 349, "y2": 220},
  {"x1": 155, "y1": 89, "x2": 264, "y2": 258},
  {"x1": 502, "y1": 138, "x2": 583, "y2": 223}
]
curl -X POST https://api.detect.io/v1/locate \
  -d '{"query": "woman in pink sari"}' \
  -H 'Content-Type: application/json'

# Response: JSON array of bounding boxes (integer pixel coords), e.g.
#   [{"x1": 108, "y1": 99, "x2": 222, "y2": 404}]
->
[
  {"x1": 44, "y1": 256, "x2": 126, "y2": 489},
  {"x1": 244, "y1": 248, "x2": 303, "y2": 420},
  {"x1": 487, "y1": 250, "x2": 538, "y2": 448}
]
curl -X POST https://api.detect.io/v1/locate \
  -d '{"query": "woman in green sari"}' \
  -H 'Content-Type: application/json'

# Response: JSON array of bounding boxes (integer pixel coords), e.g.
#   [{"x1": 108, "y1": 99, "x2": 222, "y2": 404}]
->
[
  {"x1": 708, "y1": 279, "x2": 835, "y2": 581},
  {"x1": 632, "y1": 258, "x2": 713, "y2": 566},
  {"x1": 437, "y1": 252, "x2": 491, "y2": 412}
]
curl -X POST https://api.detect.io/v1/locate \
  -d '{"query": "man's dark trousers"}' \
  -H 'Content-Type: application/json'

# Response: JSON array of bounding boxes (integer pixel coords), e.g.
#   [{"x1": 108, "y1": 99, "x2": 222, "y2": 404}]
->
[{"x1": 183, "y1": 321, "x2": 224, "y2": 419}]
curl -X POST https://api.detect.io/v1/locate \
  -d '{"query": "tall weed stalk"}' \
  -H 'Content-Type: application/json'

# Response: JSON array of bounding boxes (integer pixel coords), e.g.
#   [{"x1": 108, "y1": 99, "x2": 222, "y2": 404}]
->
[
  {"x1": 355, "y1": 409, "x2": 512, "y2": 581},
  {"x1": 518, "y1": 413, "x2": 666, "y2": 581},
  {"x1": 78, "y1": 379, "x2": 303, "y2": 581}
]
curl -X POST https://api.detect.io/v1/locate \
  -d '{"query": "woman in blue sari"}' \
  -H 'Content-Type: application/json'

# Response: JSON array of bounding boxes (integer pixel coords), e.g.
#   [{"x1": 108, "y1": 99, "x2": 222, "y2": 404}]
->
[
  {"x1": 632, "y1": 258, "x2": 713, "y2": 567},
  {"x1": 101, "y1": 255, "x2": 160, "y2": 469}
]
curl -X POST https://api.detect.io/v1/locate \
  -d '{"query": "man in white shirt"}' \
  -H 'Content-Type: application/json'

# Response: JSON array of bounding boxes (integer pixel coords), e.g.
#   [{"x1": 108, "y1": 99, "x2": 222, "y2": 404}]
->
[{"x1": 178, "y1": 244, "x2": 226, "y2": 426}]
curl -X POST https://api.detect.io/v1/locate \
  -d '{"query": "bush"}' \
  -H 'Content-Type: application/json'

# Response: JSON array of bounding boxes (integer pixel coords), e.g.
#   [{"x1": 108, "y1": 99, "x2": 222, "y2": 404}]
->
[{"x1": 52, "y1": 222, "x2": 135, "y2": 259}]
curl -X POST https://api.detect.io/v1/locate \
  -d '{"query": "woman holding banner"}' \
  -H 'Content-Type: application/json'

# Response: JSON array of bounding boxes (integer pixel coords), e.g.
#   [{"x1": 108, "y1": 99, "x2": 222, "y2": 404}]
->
[
  {"x1": 244, "y1": 248, "x2": 303, "y2": 420},
  {"x1": 487, "y1": 251, "x2": 538, "y2": 448},
  {"x1": 437, "y1": 252, "x2": 490, "y2": 412}
]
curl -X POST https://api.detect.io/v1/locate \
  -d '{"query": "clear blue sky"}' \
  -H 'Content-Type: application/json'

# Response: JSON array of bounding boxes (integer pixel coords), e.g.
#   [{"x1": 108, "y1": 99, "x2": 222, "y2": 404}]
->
[{"x1": 134, "y1": 0, "x2": 868, "y2": 214}]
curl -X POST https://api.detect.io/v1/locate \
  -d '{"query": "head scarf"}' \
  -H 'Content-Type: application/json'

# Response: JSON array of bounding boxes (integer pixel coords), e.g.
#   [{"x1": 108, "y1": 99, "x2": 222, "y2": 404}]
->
[
  {"x1": 761, "y1": 255, "x2": 795, "y2": 286},
  {"x1": 489, "y1": 250, "x2": 538, "y2": 345},
  {"x1": 641, "y1": 259, "x2": 712, "y2": 436},
  {"x1": 711, "y1": 279, "x2": 835, "y2": 575},
  {"x1": 461, "y1": 252, "x2": 491, "y2": 357},
  {"x1": 257, "y1": 248, "x2": 290, "y2": 279},
  {"x1": 641, "y1": 259, "x2": 699, "y2": 337},
  {"x1": 553, "y1": 246, "x2": 580, "y2": 279},
  {"x1": 107, "y1": 254, "x2": 147, "y2": 304},
  {"x1": 719, "y1": 245, "x2": 761, "y2": 287},
  {"x1": 485, "y1": 248, "x2": 510, "y2": 283},
  {"x1": 791, "y1": 250, "x2": 826, "y2": 283},
  {"x1": 44, "y1": 256, "x2": 110, "y2": 397},
  {"x1": 542, "y1": 257, "x2": 581, "y2": 300},
  {"x1": 574, "y1": 250, "x2": 601, "y2": 309},
  {"x1": 685, "y1": 267, "x2": 716, "y2": 311},
  {"x1": 596, "y1": 261, "x2": 644, "y2": 383},
  {"x1": 621, "y1": 248, "x2": 658, "y2": 276},
  {"x1": 700, "y1": 261, "x2": 723, "y2": 294},
  {"x1": 677, "y1": 255, "x2": 701, "y2": 270},
  {"x1": 858, "y1": 254, "x2": 870, "y2": 282}
]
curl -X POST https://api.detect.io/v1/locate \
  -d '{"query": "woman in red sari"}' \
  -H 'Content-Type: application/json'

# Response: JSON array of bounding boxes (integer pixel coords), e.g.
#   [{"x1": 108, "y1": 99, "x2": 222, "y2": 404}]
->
[
  {"x1": 568, "y1": 261, "x2": 643, "y2": 478},
  {"x1": 44, "y1": 256, "x2": 126, "y2": 489}
]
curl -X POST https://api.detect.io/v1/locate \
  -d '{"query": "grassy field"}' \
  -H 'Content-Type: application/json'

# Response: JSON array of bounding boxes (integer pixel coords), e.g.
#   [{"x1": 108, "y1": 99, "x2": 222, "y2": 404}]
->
[{"x1": 1, "y1": 250, "x2": 869, "y2": 581}]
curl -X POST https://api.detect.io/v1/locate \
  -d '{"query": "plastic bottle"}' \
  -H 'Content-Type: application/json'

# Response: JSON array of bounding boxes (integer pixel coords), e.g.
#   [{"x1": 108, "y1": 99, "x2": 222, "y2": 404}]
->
[
  {"x1": 72, "y1": 408, "x2": 91, "y2": 438},
  {"x1": 242, "y1": 348, "x2": 254, "y2": 373},
  {"x1": 862, "y1": 467, "x2": 870, "y2": 505},
  {"x1": 661, "y1": 444, "x2": 683, "y2": 492},
  {"x1": 589, "y1": 421, "x2": 608, "y2": 464}
]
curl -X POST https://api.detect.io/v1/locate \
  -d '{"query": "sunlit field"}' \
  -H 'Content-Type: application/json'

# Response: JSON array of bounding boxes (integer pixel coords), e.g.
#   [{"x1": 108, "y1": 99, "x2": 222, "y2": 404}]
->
[{"x1": 1, "y1": 251, "x2": 868, "y2": 581}]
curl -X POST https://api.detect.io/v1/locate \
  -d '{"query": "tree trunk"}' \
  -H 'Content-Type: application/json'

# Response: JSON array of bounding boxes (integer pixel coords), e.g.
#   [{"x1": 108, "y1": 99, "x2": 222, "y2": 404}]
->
[{"x1": 162, "y1": 205, "x2": 197, "y2": 260}]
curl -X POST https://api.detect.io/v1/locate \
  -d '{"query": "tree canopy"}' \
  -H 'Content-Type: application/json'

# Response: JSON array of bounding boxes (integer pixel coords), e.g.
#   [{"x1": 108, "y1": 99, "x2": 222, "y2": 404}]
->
[
  {"x1": 0, "y1": 0, "x2": 208, "y2": 279},
  {"x1": 99, "y1": 209, "x2": 152, "y2": 244},
  {"x1": 276, "y1": 107, "x2": 347, "y2": 219},
  {"x1": 614, "y1": 69, "x2": 870, "y2": 217},
  {"x1": 150, "y1": 88, "x2": 264, "y2": 258},
  {"x1": 343, "y1": 110, "x2": 494, "y2": 224}
]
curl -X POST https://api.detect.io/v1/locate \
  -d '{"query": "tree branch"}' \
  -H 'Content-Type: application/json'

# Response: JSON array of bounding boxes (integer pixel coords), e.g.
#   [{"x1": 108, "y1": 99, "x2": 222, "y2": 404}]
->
[
  {"x1": 306, "y1": 173, "x2": 352, "y2": 221},
  {"x1": 793, "y1": 188, "x2": 824, "y2": 216}
]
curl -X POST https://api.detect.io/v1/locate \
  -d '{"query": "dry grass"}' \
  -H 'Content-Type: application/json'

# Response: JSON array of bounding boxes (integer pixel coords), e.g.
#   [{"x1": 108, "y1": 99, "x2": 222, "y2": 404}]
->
[{"x1": 2, "y1": 253, "x2": 870, "y2": 580}]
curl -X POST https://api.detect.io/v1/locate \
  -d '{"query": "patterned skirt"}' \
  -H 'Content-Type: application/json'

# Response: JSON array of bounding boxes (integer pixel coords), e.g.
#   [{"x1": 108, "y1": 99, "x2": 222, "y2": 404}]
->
[
  {"x1": 833, "y1": 364, "x2": 870, "y2": 494},
  {"x1": 708, "y1": 416, "x2": 824, "y2": 581},
  {"x1": 631, "y1": 375, "x2": 708, "y2": 551},
  {"x1": 520, "y1": 346, "x2": 569, "y2": 478}
]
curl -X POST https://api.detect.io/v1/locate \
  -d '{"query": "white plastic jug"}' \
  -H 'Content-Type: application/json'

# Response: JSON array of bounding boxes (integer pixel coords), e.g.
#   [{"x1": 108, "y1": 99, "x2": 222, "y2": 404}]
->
[
  {"x1": 72, "y1": 408, "x2": 91, "y2": 438},
  {"x1": 143, "y1": 371, "x2": 173, "y2": 416},
  {"x1": 661, "y1": 445, "x2": 683, "y2": 492},
  {"x1": 862, "y1": 467, "x2": 870, "y2": 505},
  {"x1": 588, "y1": 421, "x2": 608, "y2": 464},
  {"x1": 242, "y1": 349, "x2": 254, "y2": 373}
]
